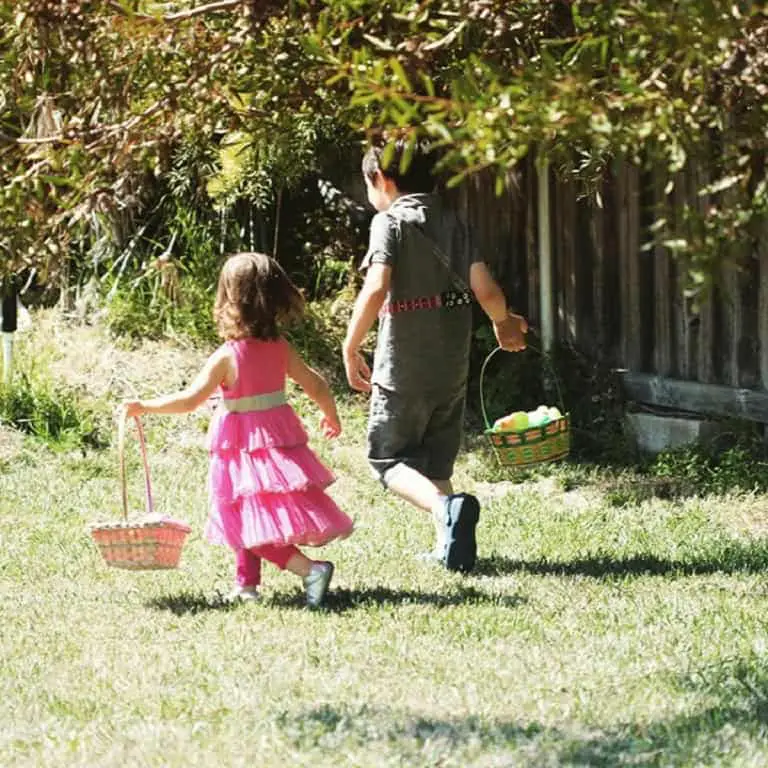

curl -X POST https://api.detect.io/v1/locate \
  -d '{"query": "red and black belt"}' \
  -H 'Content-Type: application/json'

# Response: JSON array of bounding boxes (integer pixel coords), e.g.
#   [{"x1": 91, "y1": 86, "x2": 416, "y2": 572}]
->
[{"x1": 380, "y1": 290, "x2": 473, "y2": 316}]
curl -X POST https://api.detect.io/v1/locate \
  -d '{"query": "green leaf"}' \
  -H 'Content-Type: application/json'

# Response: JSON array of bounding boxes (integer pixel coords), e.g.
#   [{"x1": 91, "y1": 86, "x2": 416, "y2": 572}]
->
[
  {"x1": 381, "y1": 141, "x2": 396, "y2": 172},
  {"x1": 389, "y1": 58, "x2": 412, "y2": 92}
]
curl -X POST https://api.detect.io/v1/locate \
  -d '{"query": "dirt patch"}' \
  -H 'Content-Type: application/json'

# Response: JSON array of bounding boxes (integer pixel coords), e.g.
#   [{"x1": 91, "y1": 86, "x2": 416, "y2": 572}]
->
[
  {"x1": 0, "y1": 425, "x2": 25, "y2": 463},
  {"x1": 717, "y1": 494, "x2": 768, "y2": 537},
  {"x1": 473, "y1": 475, "x2": 601, "y2": 511},
  {"x1": 21, "y1": 310, "x2": 207, "y2": 402}
]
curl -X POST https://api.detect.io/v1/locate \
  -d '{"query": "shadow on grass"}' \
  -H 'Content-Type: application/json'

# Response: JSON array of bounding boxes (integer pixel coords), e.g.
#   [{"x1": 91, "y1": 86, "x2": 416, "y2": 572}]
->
[
  {"x1": 560, "y1": 654, "x2": 768, "y2": 766},
  {"x1": 146, "y1": 585, "x2": 526, "y2": 615},
  {"x1": 475, "y1": 539, "x2": 768, "y2": 579},
  {"x1": 277, "y1": 656, "x2": 768, "y2": 764},
  {"x1": 265, "y1": 584, "x2": 526, "y2": 613},
  {"x1": 146, "y1": 591, "x2": 237, "y2": 615}
]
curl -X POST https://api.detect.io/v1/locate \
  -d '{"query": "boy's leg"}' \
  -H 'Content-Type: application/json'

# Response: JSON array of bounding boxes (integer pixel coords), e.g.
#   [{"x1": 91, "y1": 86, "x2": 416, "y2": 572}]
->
[
  {"x1": 421, "y1": 388, "x2": 480, "y2": 573},
  {"x1": 369, "y1": 383, "x2": 479, "y2": 572},
  {"x1": 380, "y1": 463, "x2": 445, "y2": 512},
  {"x1": 368, "y1": 384, "x2": 446, "y2": 511}
]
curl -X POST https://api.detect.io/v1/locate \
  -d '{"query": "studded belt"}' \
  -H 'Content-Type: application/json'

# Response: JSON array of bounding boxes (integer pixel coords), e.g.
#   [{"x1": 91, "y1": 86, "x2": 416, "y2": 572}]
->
[{"x1": 379, "y1": 290, "x2": 473, "y2": 316}]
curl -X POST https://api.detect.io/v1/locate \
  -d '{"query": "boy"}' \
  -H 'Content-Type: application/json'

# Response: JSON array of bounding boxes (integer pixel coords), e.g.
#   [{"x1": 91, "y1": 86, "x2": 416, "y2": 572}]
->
[{"x1": 343, "y1": 141, "x2": 527, "y2": 573}]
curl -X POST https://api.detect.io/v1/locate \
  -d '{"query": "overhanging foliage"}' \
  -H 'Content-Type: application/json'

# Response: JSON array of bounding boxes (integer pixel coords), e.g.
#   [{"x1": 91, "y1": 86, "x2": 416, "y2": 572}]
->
[{"x1": 1, "y1": 1, "x2": 765, "y2": 287}]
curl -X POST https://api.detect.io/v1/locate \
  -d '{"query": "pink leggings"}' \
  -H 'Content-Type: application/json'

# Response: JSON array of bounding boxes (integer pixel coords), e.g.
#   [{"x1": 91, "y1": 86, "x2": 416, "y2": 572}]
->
[{"x1": 236, "y1": 544, "x2": 301, "y2": 587}]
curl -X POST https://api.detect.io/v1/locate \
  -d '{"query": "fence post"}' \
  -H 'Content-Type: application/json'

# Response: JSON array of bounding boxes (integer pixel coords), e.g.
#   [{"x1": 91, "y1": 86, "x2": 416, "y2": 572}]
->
[
  {"x1": 537, "y1": 155, "x2": 558, "y2": 403},
  {"x1": 537, "y1": 156, "x2": 554, "y2": 353},
  {"x1": 1, "y1": 284, "x2": 17, "y2": 386}
]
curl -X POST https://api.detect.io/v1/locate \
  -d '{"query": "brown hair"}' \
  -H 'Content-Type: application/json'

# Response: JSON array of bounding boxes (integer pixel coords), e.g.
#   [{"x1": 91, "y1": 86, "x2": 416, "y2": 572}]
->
[
  {"x1": 213, "y1": 252, "x2": 304, "y2": 340},
  {"x1": 362, "y1": 139, "x2": 437, "y2": 194}
]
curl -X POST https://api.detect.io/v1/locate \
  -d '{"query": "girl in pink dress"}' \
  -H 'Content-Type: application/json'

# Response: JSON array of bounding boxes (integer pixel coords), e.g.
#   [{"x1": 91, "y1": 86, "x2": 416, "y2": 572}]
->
[{"x1": 123, "y1": 252, "x2": 353, "y2": 607}]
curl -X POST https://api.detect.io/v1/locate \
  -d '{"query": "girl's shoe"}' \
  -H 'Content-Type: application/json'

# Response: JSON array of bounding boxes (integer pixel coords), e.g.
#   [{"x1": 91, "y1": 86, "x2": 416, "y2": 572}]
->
[
  {"x1": 228, "y1": 585, "x2": 260, "y2": 603},
  {"x1": 304, "y1": 561, "x2": 334, "y2": 608}
]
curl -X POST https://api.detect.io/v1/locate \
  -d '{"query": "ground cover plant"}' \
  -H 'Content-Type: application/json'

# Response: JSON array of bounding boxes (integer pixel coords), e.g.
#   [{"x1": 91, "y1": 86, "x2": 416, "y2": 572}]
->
[{"x1": 2, "y1": 312, "x2": 768, "y2": 767}]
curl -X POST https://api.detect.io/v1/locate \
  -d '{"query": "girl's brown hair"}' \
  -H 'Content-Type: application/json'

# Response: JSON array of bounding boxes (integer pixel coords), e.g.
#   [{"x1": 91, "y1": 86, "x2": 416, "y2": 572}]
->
[{"x1": 213, "y1": 252, "x2": 304, "y2": 340}]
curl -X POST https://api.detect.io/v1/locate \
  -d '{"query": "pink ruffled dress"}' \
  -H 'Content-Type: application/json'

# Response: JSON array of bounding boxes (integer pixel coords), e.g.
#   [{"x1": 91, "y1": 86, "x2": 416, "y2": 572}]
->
[{"x1": 204, "y1": 338, "x2": 353, "y2": 550}]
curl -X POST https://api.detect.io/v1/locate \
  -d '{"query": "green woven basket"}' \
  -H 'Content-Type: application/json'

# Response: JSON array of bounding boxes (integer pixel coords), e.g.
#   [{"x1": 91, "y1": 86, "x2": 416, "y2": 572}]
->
[{"x1": 480, "y1": 346, "x2": 571, "y2": 468}]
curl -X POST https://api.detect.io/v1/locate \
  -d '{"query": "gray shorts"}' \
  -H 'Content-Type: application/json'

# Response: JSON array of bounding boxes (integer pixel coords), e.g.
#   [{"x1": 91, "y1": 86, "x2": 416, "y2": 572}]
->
[{"x1": 367, "y1": 383, "x2": 466, "y2": 483}]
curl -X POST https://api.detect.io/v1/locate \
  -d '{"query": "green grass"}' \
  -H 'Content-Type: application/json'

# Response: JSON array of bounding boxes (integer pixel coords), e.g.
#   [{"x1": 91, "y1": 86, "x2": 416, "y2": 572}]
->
[{"x1": 3, "y1": 318, "x2": 768, "y2": 766}]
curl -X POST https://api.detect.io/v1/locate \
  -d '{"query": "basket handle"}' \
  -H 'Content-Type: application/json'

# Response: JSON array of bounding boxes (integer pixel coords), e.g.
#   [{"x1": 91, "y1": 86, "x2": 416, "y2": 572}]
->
[
  {"x1": 118, "y1": 408, "x2": 155, "y2": 522},
  {"x1": 479, "y1": 342, "x2": 567, "y2": 431}
]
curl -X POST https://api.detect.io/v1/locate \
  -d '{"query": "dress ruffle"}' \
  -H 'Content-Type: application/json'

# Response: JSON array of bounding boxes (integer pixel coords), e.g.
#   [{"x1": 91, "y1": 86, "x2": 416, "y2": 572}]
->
[
  {"x1": 206, "y1": 404, "x2": 307, "y2": 452},
  {"x1": 205, "y1": 486, "x2": 354, "y2": 550},
  {"x1": 208, "y1": 445, "x2": 335, "y2": 498}
]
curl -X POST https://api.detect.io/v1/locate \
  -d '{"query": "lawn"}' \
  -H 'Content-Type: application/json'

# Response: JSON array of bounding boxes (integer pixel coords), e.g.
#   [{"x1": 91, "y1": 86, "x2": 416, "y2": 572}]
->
[{"x1": 2, "y1": 314, "x2": 768, "y2": 767}]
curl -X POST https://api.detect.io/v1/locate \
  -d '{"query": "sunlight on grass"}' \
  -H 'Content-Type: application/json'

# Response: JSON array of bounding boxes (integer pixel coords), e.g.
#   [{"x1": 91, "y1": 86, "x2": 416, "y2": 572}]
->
[{"x1": 3, "y1": 315, "x2": 768, "y2": 766}]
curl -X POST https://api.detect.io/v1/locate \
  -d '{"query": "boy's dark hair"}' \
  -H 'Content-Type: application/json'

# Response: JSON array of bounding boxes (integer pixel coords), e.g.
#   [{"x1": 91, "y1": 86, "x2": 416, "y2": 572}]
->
[
  {"x1": 214, "y1": 252, "x2": 304, "y2": 340},
  {"x1": 362, "y1": 139, "x2": 437, "y2": 194}
]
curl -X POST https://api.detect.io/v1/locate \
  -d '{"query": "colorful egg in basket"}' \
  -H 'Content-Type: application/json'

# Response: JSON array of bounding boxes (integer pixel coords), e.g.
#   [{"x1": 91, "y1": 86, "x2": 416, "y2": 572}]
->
[
  {"x1": 90, "y1": 411, "x2": 191, "y2": 570},
  {"x1": 480, "y1": 347, "x2": 571, "y2": 468}
]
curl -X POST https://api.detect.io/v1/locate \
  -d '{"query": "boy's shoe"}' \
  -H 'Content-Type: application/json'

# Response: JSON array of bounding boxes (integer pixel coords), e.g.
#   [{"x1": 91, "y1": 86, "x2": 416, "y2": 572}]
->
[
  {"x1": 442, "y1": 493, "x2": 480, "y2": 573},
  {"x1": 228, "y1": 585, "x2": 260, "y2": 603},
  {"x1": 304, "y1": 561, "x2": 334, "y2": 608},
  {"x1": 416, "y1": 547, "x2": 445, "y2": 565}
]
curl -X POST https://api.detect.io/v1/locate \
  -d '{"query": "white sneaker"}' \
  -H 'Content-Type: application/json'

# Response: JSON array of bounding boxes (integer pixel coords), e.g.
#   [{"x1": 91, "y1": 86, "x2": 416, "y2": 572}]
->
[
  {"x1": 416, "y1": 547, "x2": 445, "y2": 564},
  {"x1": 303, "y1": 561, "x2": 334, "y2": 608},
  {"x1": 228, "y1": 585, "x2": 260, "y2": 603}
]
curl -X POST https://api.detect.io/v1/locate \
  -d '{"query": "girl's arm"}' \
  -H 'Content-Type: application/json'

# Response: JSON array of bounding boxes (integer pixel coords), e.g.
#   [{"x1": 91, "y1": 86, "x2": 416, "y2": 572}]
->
[
  {"x1": 286, "y1": 343, "x2": 341, "y2": 438},
  {"x1": 123, "y1": 347, "x2": 234, "y2": 417}
]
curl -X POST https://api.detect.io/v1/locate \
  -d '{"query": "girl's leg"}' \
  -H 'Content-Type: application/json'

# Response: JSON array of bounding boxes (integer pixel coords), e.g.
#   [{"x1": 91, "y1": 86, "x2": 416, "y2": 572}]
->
[
  {"x1": 229, "y1": 549, "x2": 261, "y2": 601},
  {"x1": 253, "y1": 543, "x2": 334, "y2": 607},
  {"x1": 253, "y1": 542, "x2": 311, "y2": 577},
  {"x1": 236, "y1": 548, "x2": 262, "y2": 587}
]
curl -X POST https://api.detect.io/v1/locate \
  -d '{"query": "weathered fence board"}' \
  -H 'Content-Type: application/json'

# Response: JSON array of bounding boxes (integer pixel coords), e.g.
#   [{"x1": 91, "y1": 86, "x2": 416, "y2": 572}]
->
[{"x1": 452, "y1": 155, "x2": 767, "y2": 417}]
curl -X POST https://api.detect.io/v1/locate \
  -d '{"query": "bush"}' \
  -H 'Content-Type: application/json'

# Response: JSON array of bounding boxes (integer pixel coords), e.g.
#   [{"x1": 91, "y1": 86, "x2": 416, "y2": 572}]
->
[{"x1": 0, "y1": 374, "x2": 109, "y2": 450}]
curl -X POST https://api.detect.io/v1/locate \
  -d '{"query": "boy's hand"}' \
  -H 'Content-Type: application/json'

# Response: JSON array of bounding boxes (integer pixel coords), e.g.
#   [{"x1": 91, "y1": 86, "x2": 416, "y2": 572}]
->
[
  {"x1": 121, "y1": 400, "x2": 145, "y2": 418},
  {"x1": 493, "y1": 313, "x2": 528, "y2": 352},
  {"x1": 320, "y1": 413, "x2": 342, "y2": 439},
  {"x1": 343, "y1": 348, "x2": 372, "y2": 393}
]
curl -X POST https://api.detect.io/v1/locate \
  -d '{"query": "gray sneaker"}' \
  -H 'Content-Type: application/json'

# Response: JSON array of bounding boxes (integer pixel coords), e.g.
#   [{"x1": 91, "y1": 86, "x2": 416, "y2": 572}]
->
[{"x1": 304, "y1": 561, "x2": 334, "y2": 608}]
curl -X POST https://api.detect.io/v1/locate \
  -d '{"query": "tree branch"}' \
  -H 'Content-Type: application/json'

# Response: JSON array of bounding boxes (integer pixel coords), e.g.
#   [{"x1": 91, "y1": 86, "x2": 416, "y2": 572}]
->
[
  {"x1": 107, "y1": 0, "x2": 244, "y2": 23},
  {"x1": 14, "y1": 99, "x2": 168, "y2": 147},
  {"x1": 164, "y1": 0, "x2": 243, "y2": 22}
]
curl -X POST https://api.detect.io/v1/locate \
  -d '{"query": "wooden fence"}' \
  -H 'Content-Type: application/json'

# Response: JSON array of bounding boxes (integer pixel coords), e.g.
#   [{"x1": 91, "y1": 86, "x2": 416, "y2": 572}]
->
[{"x1": 451, "y1": 156, "x2": 768, "y2": 421}]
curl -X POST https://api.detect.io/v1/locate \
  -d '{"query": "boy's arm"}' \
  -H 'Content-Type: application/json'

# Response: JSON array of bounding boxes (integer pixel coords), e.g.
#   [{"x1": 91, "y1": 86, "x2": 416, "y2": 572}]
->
[
  {"x1": 470, "y1": 262, "x2": 528, "y2": 352},
  {"x1": 342, "y1": 263, "x2": 391, "y2": 392}
]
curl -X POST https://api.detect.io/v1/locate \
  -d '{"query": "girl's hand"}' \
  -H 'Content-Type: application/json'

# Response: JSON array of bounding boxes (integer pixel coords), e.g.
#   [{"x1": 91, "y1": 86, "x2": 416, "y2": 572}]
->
[
  {"x1": 122, "y1": 400, "x2": 145, "y2": 419},
  {"x1": 320, "y1": 414, "x2": 341, "y2": 439}
]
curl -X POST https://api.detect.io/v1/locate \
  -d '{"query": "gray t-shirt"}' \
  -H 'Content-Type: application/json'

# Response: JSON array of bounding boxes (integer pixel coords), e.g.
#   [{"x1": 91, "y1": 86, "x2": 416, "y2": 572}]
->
[{"x1": 362, "y1": 193, "x2": 478, "y2": 395}]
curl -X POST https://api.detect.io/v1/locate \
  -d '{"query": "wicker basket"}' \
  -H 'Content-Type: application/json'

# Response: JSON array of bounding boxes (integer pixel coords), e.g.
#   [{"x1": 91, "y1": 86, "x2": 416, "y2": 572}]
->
[
  {"x1": 480, "y1": 346, "x2": 571, "y2": 468},
  {"x1": 90, "y1": 411, "x2": 191, "y2": 570}
]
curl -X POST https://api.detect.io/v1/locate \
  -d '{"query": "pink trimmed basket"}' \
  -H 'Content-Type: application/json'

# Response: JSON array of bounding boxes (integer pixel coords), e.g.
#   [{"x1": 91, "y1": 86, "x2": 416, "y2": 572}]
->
[{"x1": 90, "y1": 411, "x2": 191, "y2": 570}]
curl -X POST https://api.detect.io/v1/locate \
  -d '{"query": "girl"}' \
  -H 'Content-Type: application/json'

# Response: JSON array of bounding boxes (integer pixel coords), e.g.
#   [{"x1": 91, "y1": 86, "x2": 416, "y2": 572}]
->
[{"x1": 123, "y1": 252, "x2": 353, "y2": 607}]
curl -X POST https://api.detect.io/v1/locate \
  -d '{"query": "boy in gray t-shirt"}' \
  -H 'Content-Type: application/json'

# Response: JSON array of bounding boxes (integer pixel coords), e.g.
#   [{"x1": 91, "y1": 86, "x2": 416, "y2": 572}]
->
[{"x1": 343, "y1": 141, "x2": 527, "y2": 573}]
